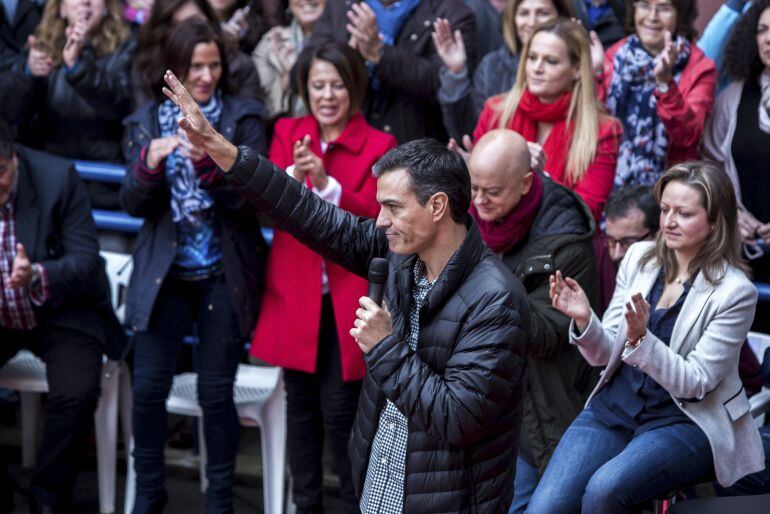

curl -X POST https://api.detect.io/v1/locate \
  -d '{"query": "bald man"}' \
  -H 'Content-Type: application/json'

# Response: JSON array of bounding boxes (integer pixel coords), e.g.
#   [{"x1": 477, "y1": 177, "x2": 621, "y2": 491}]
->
[{"x1": 468, "y1": 129, "x2": 601, "y2": 514}]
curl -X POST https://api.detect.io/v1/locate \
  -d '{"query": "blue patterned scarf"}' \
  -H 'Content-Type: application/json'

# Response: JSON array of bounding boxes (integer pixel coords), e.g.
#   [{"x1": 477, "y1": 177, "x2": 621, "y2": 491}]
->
[
  {"x1": 605, "y1": 35, "x2": 690, "y2": 187},
  {"x1": 157, "y1": 92, "x2": 223, "y2": 225},
  {"x1": 365, "y1": 0, "x2": 421, "y2": 46}
]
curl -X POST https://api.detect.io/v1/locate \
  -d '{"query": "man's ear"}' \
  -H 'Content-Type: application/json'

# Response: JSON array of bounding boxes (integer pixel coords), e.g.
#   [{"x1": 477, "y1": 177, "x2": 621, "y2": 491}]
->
[
  {"x1": 429, "y1": 192, "x2": 450, "y2": 222},
  {"x1": 521, "y1": 171, "x2": 534, "y2": 195}
]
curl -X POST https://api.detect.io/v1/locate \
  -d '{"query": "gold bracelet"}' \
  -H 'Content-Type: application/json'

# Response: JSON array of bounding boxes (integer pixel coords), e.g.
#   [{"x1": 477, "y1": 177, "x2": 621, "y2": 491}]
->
[{"x1": 625, "y1": 332, "x2": 646, "y2": 350}]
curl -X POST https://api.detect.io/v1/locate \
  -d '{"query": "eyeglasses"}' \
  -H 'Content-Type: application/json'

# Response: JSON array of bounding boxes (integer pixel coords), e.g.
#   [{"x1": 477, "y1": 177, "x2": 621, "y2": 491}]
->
[
  {"x1": 633, "y1": 1, "x2": 676, "y2": 19},
  {"x1": 603, "y1": 230, "x2": 652, "y2": 250}
]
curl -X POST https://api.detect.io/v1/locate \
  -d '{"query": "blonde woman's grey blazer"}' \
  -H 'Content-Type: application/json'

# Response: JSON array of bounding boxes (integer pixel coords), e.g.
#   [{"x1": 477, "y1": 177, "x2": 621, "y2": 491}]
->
[{"x1": 570, "y1": 241, "x2": 764, "y2": 487}]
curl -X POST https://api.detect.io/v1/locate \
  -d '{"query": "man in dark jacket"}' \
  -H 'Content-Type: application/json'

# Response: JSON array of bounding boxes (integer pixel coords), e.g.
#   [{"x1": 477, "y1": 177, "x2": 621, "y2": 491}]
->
[
  {"x1": 162, "y1": 71, "x2": 530, "y2": 513},
  {"x1": 308, "y1": 0, "x2": 476, "y2": 143},
  {"x1": 467, "y1": 130, "x2": 600, "y2": 513},
  {"x1": 0, "y1": 120, "x2": 125, "y2": 513}
]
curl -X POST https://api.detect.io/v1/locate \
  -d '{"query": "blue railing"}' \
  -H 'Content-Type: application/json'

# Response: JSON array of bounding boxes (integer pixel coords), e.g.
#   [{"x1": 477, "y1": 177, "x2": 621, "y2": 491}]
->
[
  {"x1": 75, "y1": 160, "x2": 274, "y2": 245},
  {"x1": 74, "y1": 160, "x2": 768, "y2": 302}
]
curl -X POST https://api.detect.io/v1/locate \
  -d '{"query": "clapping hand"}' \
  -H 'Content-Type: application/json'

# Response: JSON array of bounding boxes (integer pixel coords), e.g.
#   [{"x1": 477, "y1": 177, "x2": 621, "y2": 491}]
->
[
  {"x1": 589, "y1": 30, "x2": 605, "y2": 76},
  {"x1": 293, "y1": 135, "x2": 327, "y2": 189},
  {"x1": 145, "y1": 136, "x2": 180, "y2": 169},
  {"x1": 222, "y1": 8, "x2": 249, "y2": 41},
  {"x1": 653, "y1": 31, "x2": 676, "y2": 85},
  {"x1": 346, "y1": 2, "x2": 383, "y2": 63},
  {"x1": 350, "y1": 297, "x2": 393, "y2": 354},
  {"x1": 26, "y1": 36, "x2": 53, "y2": 77},
  {"x1": 447, "y1": 135, "x2": 474, "y2": 163},
  {"x1": 624, "y1": 293, "x2": 649, "y2": 343},
  {"x1": 527, "y1": 142, "x2": 546, "y2": 172},
  {"x1": 549, "y1": 270, "x2": 591, "y2": 332},
  {"x1": 432, "y1": 18, "x2": 467, "y2": 74}
]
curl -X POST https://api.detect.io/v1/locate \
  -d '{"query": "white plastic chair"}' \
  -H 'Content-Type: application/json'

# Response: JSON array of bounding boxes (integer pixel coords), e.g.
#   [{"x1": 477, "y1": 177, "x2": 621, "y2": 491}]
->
[
  {"x1": 0, "y1": 251, "x2": 134, "y2": 513},
  {"x1": 123, "y1": 365, "x2": 288, "y2": 514}
]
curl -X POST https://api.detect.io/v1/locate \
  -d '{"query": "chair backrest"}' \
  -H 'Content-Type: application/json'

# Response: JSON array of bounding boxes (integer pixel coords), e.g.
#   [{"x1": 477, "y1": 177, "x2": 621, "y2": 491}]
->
[
  {"x1": 100, "y1": 251, "x2": 133, "y2": 324},
  {"x1": 747, "y1": 331, "x2": 770, "y2": 366}
]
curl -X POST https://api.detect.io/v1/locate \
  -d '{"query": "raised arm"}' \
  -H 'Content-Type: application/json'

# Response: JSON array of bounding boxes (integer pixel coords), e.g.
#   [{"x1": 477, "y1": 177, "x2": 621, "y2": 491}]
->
[{"x1": 161, "y1": 70, "x2": 388, "y2": 276}]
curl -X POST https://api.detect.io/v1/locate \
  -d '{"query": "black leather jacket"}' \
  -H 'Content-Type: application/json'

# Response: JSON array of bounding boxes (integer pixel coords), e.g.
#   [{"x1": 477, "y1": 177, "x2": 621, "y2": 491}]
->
[{"x1": 224, "y1": 146, "x2": 531, "y2": 513}]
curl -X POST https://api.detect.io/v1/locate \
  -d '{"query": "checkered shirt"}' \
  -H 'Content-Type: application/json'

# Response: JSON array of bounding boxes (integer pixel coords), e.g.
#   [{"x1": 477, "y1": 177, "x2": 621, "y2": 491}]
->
[
  {"x1": 0, "y1": 198, "x2": 49, "y2": 330},
  {"x1": 360, "y1": 259, "x2": 434, "y2": 514}
]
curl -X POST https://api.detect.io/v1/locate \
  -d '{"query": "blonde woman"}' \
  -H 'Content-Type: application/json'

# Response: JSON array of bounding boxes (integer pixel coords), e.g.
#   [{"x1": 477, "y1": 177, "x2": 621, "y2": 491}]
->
[
  {"x1": 529, "y1": 161, "x2": 763, "y2": 512},
  {"x1": 472, "y1": 18, "x2": 621, "y2": 221},
  {"x1": 7, "y1": 0, "x2": 132, "y2": 207}
]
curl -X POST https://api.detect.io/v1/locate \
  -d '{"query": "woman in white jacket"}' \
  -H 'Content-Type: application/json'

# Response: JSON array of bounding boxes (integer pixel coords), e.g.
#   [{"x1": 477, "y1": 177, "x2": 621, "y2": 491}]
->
[{"x1": 528, "y1": 161, "x2": 764, "y2": 513}]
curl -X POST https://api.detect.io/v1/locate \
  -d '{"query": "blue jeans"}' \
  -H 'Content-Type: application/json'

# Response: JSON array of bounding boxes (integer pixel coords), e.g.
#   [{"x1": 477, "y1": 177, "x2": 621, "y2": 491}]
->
[
  {"x1": 509, "y1": 456, "x2": 539, "y2": 514},
  {"x1": 131, "y1": 275, "x2": 242, "y2": 514},
  {"x1": 526, "y1": 407, "x2": 714, "y2": 514}
]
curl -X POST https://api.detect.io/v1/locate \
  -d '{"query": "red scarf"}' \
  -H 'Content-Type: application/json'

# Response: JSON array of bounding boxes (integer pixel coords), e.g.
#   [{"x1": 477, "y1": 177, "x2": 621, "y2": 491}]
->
[
  {"x1": 510, "y1": 89, "x2": 574, "y2": 186},
  {"x1": 471, "y1": 171, "x2": 543, "y2": 254}
]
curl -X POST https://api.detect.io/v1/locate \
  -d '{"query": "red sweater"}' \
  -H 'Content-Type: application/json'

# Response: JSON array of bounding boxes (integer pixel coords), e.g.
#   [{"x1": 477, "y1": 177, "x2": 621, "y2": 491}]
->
[
  {"x1": 249, "y1": 113, "x2": 397, "y2": 381},
  {"x1": 598, "y1": 37, "x2": 717, "y2": 166},
  {"x1": 474, "y1": 95, "x2": 622, "y2": 221}
]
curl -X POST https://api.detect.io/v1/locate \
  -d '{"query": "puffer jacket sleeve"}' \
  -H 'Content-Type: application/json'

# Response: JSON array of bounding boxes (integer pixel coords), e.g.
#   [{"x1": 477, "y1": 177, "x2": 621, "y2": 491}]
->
[
  {"x1": 224, "y1": 145, "x2": 388, "y2": 278},
  {"x1": 365, "y1": 288, "x2": 529, "y2": 448}
]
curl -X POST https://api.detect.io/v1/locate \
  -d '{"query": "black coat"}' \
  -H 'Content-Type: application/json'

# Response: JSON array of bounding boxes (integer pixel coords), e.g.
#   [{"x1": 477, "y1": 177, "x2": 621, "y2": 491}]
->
[
  {"x1": 0, "y1": 0, "x2": 43, "y2": 72},
  {"x1": 225, "y1": 146, "x2": 531, "y2": 513},
  {"x1": 13, "y1": 146, "x2": 126, "y2": 359},
  {"x1": 308, "y1": 0, "x2": 476, "y2": 143},
  {"x1": 119, "y1": 95, "x2": 268, "y2": 337},
  {"x1": 501, "y1": 175, "x2": 600, "y2": 471},
  {"x1": 6, "y1": 39, "x2": 135, "y2": 162}
]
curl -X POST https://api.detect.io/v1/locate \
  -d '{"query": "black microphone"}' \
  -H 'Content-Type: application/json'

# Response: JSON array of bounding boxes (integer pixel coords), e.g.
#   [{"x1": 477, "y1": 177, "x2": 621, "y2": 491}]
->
[{"x1": 367, "y1": 258, "x2": 389, "y2": 306}]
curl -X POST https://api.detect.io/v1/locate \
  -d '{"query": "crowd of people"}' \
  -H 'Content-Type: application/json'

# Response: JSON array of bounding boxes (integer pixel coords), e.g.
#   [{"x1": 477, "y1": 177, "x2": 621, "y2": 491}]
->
[{"x1": 1, "y1": 0, "x2": 770, "y2": 513}]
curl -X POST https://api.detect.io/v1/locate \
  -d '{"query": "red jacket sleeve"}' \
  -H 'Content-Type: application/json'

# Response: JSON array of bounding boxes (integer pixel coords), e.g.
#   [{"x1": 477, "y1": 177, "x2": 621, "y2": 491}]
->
[
  {"x1": 338, "y1": 134, "x2": 398, "y2": 219},
  {"x1": 572, "y1": 119, "x2": 622, "y2": 222},
  {"x1": 654, "y1": 52, "x2": 717, "y2": 150},
  {"x1": 473, "y1": 97, "x2": 502, "y2": 143},
  {"x1": 268, "y1": 118, "x2": 294, "y2": 170}
]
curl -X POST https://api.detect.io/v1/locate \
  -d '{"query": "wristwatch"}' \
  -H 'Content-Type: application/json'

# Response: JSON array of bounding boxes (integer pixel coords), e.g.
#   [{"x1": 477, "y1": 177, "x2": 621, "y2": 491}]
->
[{"x1": 655, "y1": 81, "x2": 670, "y2": 95}]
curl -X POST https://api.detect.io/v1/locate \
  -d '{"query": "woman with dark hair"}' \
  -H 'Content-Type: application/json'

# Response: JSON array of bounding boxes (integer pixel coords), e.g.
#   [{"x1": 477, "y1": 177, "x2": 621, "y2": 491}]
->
[
  {"x1": 432, "y1": 0, "x2": 573, "y2": 142},
  {"x1": 592, "y1": 0, "x2": 717, "y2": 188},
  {"x1": 703, "y1": 0, "x2": 770, "y2": 330},
  {"x1": 120, "y1": 19, "x2": 267, "y2": 513},
  {"x1": 249, "y1": 41, "x2": 395, "y2": 514},
  {"x1": 132, "y1": 0, "x2": 261, "y2": 105},
  {"x1": 528, "y1": 161, "x2": 764, "y2": 513},
  {"x1": 4, "y1": 0, "x2": 133, "y2": 208}
]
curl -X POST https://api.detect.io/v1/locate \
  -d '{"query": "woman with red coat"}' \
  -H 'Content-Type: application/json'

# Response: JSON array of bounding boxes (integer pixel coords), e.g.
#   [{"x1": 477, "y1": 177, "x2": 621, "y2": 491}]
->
[
  {"x1": 591, "y1": 0, "x2": 716, "y2": 188},
  {"x1": 249, "y1": 42, "x2": 396, "y2": 514},
  {"x1": 472, "y1": 18, "x2": 621, "y2": 222}
]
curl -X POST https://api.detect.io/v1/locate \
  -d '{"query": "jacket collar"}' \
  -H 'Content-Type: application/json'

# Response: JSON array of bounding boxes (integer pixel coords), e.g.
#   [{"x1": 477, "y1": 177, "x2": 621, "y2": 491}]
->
[
  {"x1": 13, "y1": 155, "x2": 39, "y2": 256},
  {"x1": 415, "y1": 216, "x2": 486, "y2": 318},
  {"x1": 295, "y1": 112, "x2": 370, "y2": 156}
]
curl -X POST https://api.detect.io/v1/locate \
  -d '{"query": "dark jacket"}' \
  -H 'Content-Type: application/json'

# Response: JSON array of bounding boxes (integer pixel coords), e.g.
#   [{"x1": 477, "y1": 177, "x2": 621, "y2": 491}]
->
[
  {"x1": 14, "y1": 146, "x2": 127, "y2": 359},
  {"x1": 0, "y1": 0, "x2": 44, "y2": 72},
  {"x1": 224, "y1": 146, "x2": 531, "y2": 513},
  {"x1": 500, "y1": 175, "x2": 600, "y2": 471},
  {"x1": 119, "y1": 95, "x2": 268, "y2": 337},
  {"x1": 308, "y1": 0, "x2": 476, "y2": 143},
  {"x1": 6, "y1": 39, "x2": 135, "y2": 162},
  {"x1": 439, "y1": 44, "x2": 518, "y2": 142},
  {"x1": 571, "y1": 0, "x2": 628, "y2": 47}
]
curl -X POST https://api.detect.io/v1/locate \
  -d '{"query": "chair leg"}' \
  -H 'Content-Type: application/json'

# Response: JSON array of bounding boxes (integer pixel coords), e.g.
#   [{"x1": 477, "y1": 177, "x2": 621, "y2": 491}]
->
[
  {"x1": 124, "y1": 438, "x2": 136, "y2": 514},
  {"x1": 197, "y1": 416, "x2": 208, "y2": 493},
  {"x1": 259, "y1": 380, "x2": 287, "y2": 514},
  {"x1": 95, "y1": 363, "x2": 120, "y2": 513},
  {"x1": 19, "y1": 391, "x2": 42, "y2": 469}
]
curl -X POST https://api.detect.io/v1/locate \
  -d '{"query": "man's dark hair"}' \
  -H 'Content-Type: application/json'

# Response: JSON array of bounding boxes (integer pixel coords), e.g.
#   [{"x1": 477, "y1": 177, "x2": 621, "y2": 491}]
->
[
  {"x1": 0, "y1": 119, "x2": 15, "y2": 159},
  {"x1": 605, "y1": 186, "x2": 660, "y2": 232},
  {"x1": 372, "y1": 139, "x2": 471, "y2": 223}
]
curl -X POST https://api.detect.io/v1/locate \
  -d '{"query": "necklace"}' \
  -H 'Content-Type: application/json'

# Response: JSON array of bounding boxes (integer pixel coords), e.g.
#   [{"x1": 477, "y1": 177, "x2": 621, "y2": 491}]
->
[{"x1": 674, "y1": 276, "x2": 689, "y2": 285}]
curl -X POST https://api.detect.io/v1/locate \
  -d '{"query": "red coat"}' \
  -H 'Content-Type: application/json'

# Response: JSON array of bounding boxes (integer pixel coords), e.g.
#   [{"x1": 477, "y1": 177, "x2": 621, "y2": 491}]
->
[
  {"x1": 250, "y1": 113, "x2": 397, "y2": 381},
  {"x1": 474, "y1": 95, "x2": 621, "y2": 222},
  {"x1": 598, "y1": 37, "x2": 717, "y2": 166}
]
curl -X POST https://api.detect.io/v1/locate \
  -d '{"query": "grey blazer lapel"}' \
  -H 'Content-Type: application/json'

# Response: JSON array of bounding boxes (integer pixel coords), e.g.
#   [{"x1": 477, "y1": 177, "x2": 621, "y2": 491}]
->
[{"x1": 670, "y1": 272, "x2": 714, "y2": 355}]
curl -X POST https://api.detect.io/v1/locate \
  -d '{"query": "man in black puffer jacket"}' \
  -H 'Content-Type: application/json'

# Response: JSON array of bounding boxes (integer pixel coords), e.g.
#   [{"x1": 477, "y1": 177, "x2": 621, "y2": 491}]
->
[{"x1": 161, "y1": 71, "x2": 530, "y2": 514}]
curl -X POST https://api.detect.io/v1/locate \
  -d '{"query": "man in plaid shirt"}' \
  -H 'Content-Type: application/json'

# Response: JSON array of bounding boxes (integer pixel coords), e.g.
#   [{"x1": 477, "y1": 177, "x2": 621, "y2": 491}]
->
[{"x1": 0, "y1": 120, "x2": 124, "y2": 514}]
